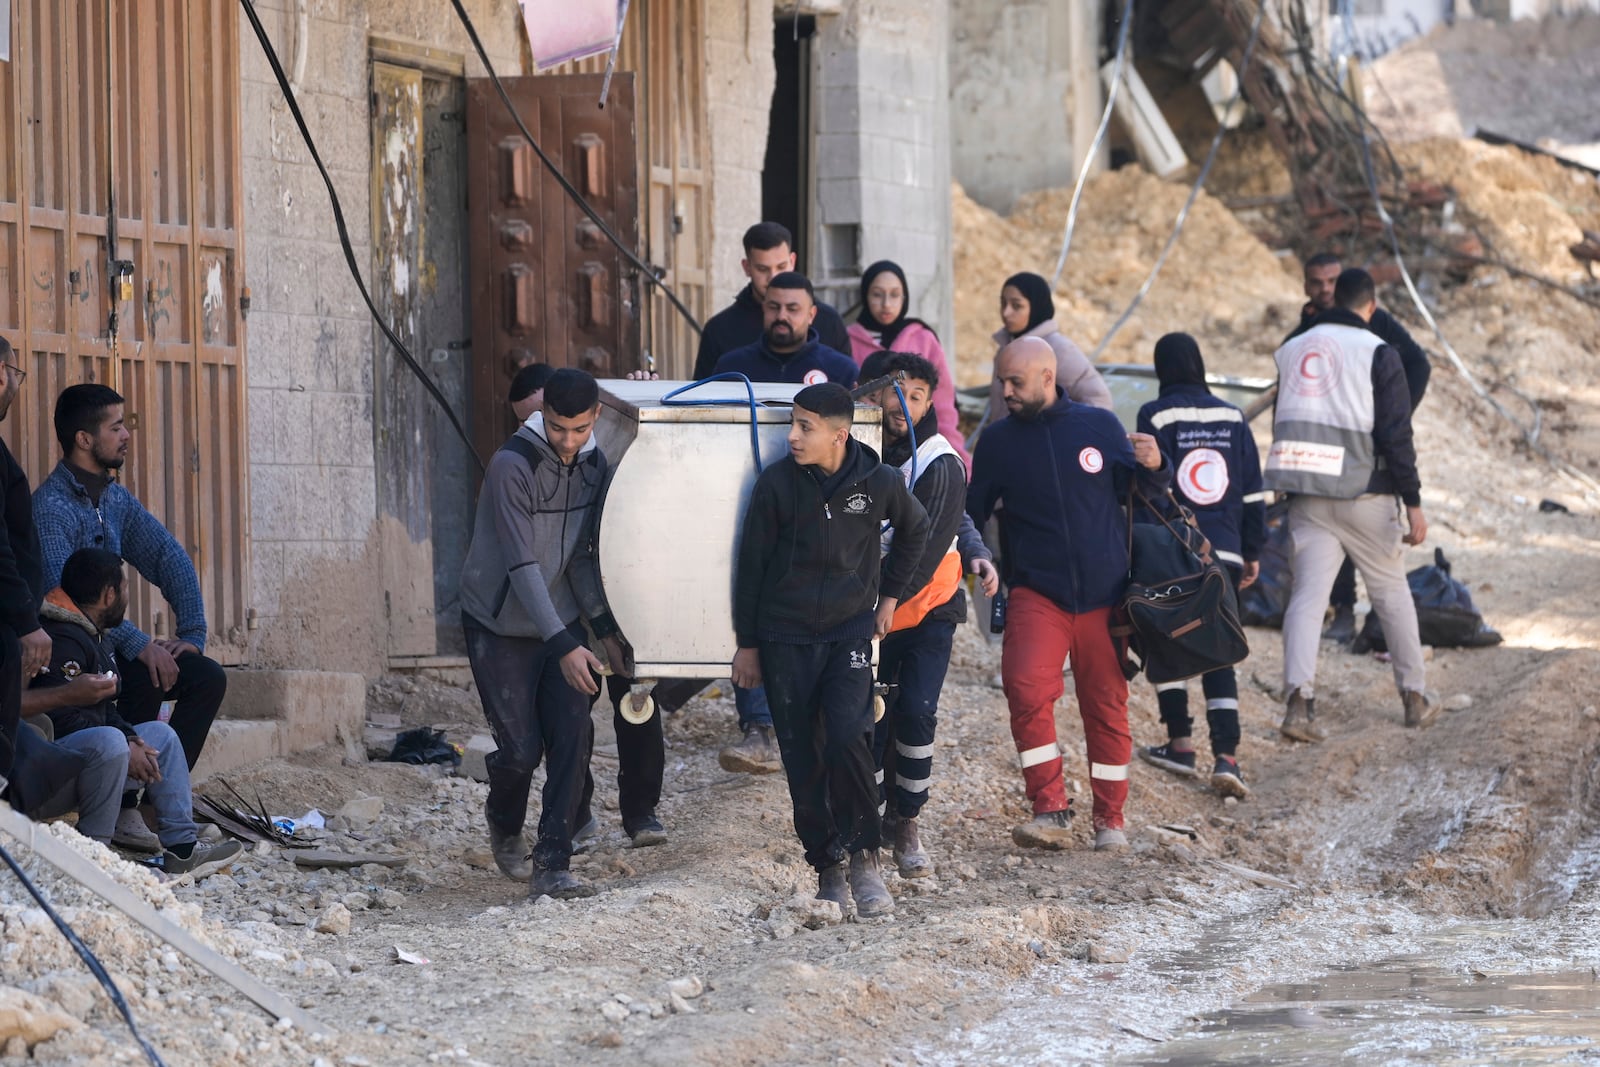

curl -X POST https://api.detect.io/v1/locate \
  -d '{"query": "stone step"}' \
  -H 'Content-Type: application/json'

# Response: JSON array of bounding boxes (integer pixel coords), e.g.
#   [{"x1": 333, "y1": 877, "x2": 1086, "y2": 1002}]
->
[
  {"x1": 191, "y1": 670, "x2": 367, "y2": 782},
  {"x1": 191, "y1": 719, "x2": 288, "y2": 782}
]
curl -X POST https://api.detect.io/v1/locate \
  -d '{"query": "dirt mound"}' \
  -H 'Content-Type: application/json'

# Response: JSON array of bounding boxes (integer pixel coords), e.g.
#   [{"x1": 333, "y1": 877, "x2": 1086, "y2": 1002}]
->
[{"x1": 952, "y1": 167, "x2": 1302, "y2": 388}]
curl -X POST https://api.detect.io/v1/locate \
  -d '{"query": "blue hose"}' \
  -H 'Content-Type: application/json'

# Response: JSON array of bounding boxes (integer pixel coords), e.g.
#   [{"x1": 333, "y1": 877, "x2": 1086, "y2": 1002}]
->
[
  {"x1": 661, "y1": 372, "x2": 765, "y2": 472},
  {"x1": 892, "y1": 378, "x2": 917, "y2": 486}
]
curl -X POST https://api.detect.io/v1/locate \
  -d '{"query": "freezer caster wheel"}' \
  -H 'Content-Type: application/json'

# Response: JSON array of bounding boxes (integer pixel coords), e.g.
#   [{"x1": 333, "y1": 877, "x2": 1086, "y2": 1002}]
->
[{"x1": 620, "y1": 690, "x2": 655, "y2": 725}]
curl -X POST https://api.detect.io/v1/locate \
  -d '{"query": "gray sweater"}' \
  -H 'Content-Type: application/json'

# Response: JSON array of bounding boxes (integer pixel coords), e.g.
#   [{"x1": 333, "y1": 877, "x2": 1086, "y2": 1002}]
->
[{"x1": 458, "y1": 415, "x2": 616, "y2": 655}]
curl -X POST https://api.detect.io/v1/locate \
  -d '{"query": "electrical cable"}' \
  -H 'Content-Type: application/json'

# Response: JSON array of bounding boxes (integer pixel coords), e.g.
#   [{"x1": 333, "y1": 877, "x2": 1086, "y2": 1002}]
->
[
  {"x1": 1325, "y1": 0, "x2": 1600, "y2": 496},
  {"x1": 1049, "y1": 0, "x2": 1135, "y2": 287},
  {"x1": 238, "y1": 0, "x2": 485, "y2": 473},
  {"x1": 0, "y1": 841, "x2": 168, "y2": 1067},
  {"x1": 448, "y1": 0, "x2": 704, "y2": 340},
  {"x1": 660, "y1": 373, "x2": 765, "y2": 472},
  {"x1": 1086, "y1": 0, "x2": 1269, "y2": 363}
]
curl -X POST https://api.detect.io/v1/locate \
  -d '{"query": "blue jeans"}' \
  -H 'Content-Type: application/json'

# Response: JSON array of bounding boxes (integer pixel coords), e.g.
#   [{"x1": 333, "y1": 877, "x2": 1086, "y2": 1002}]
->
[
  {"x1": 55, "y1": 722, "x2": 197, "y2": 848},
  {"x1": 735, "y1": 684, "x2": 771, "y2": 729}
]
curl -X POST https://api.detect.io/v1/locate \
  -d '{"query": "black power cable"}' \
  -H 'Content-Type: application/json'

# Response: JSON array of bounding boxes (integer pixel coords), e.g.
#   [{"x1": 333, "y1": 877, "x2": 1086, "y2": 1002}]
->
[
  {"x1": 0, "y1": 841, "x2": 168, "y2": 1067},
  {"x1": 238, "y1": 0, "x2": 486, "y2": 473},
  {"x1": 447, "y1": 0, "x2": 704, "y2": 340}
]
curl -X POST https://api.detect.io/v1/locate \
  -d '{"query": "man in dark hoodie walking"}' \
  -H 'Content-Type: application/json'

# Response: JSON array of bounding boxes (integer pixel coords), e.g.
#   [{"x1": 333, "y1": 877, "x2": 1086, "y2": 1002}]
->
[
  {"x1": 968, "y1": 337, "x2": 1170, "y2": 853},
  {"x1": 459, "y1": 369, "x2": 629, "y2": 900},
  {"x1": 1134, "y1": 334, "x2": 1265, "y2": 798},
  {"x1": 731, "y1": 382, "x2": 929, "y2": 918},
  {"x1": 1268, "y1": 269, "x2": 1433, "y2": 740}
]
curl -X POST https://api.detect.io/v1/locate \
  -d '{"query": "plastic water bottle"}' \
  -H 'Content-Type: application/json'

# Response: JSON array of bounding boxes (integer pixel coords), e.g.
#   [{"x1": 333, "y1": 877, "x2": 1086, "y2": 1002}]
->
[{"x1": 990, "y1": 589, "x2": 1008, "y2": 634}]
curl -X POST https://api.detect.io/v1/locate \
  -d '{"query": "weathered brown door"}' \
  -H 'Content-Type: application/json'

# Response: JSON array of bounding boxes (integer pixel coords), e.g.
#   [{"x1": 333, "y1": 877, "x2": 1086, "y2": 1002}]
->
[
  {"x1": 0, "y1": 1, "x2": 249, "y2": 660},
  {"x1": 464, "y1": 73, "x2": 639, "y2": 466}
]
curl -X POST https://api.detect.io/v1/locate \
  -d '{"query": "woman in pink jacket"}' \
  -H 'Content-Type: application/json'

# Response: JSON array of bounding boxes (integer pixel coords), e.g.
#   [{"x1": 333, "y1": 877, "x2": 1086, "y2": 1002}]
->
[
  {"x1": 845, "y1": 260, "x2": 971, "y2": 471},
  {"x1": 983, "y1": 271, "x2": 1113, "y2": 428}
]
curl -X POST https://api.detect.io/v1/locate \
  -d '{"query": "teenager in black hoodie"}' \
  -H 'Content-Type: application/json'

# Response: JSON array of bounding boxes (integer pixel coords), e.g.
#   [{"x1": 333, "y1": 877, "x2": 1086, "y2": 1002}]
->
[{"x1": 731, "y1": 383, "x2": 929, "y2": 918}]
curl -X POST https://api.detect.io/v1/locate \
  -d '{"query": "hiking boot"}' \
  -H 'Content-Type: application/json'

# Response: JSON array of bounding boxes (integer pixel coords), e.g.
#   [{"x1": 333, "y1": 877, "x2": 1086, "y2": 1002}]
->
[
  {"x1": 1138, "y1": 743, "x2": 1199, "y2": 779},
  {"x1": 1211, "y1": 756, "x2": 1250, "y2": 799},
  {"x1": 1279, "y1": 689, "x2": 1327, "y2": 743},
  {"x1": 113, "y1": 809, "x2": 162, "y2": 854},
  {"x1": 1323, "y1": 604, "x2": 1357, "y2": 644},
  {"x1": 1093, "y1": 828, "x2": 1129, "y2": 852},
  {"x1": 892, "y1": 815, "x2": 932, "y2": 879},
  {"x1": 718, "y1": 724, "x2": 781, "y2": 774},
  {"x1": 1012, "y1": 807, "x2": 1075, "y2": 850},
  {"x1": 529, "y1": 867, "x2": 596, "y2": 900},
  {"x1": 164, "y1": 838, "x2": 244, "y2": 881},
  {"x1": 625, "y1": 814, "x2": 668, "y2": 849},
  {"x1": 817, "y1": 863, "x2": 850, "y2": 910},
  {"x1": 1403, "y1": 690, "x2": 1440, "y2": 729},
  {"x1": 571, "y1": 815, "x2": 600, "y2": 855},
  {"x1": 848, "y1": 850, "x2": 894, "y2": 918},
  {"x1": 489, "y1": 825, "x2": 534, "y2": 881}
]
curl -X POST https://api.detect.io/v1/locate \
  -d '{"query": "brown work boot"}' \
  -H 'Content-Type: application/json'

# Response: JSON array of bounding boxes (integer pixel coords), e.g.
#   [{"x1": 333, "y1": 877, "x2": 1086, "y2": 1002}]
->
[
  {"x1": 892, "y1": 815, "x2": 932, "y2": 879},
  {"x1": 1012, "y1": 807, "x2": 1075, "y2": 850},
  {"x1": 718, "y1": 724, "x2": 782, "y2": 774},
  {"x1": 817, "y1": 863, "x2": 850, "y2": 910},
  {"x1": 1279, "y1": 688, "x2": 1327, "y2": 743},
  {"x1": 848, "y1": 849, "x2": 894, "y2": 918},
  {"x1": 1402, "y1": 690, "x2": 1439, "y2": 729}
]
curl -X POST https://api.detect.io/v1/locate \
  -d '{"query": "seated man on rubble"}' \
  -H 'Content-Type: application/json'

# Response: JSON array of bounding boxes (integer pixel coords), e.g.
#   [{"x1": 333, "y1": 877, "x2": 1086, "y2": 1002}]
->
[
  {"x1": 33, "y1": 383, "x2": 227, "y2": 853},
  {"x1": 24, "y1": 548, "x2": 243, "y2": 879}
]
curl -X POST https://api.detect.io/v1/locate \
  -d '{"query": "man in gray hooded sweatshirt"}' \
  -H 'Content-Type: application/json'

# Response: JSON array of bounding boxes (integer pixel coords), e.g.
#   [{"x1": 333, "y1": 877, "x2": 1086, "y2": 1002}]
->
[{"x1": 459, "y1": 369, "x2": 626, "y2": 900}]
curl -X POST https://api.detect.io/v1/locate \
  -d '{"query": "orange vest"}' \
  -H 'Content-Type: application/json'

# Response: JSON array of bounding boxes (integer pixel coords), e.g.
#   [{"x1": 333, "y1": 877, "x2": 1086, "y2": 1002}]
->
[{"x1": 881, "y1": 434, "x2": 963, "y2": 633}]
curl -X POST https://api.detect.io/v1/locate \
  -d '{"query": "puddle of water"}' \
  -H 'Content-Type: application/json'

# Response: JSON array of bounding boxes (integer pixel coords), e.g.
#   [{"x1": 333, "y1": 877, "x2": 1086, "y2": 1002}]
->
[{"x1": 1126, "y1": 960, "x2": 1600, "y2": 1066}]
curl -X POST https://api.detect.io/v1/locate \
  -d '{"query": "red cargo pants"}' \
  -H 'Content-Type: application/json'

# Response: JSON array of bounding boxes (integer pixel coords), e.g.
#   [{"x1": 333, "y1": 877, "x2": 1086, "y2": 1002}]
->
[{"x1": 1000, "y1": 589, "x2": 1132, "y2": 830}]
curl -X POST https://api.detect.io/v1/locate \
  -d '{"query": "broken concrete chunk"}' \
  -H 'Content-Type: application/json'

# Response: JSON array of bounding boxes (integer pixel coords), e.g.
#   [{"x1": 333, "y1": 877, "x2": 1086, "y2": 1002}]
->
[
  {"x1": 313, "y1": 903, "x2": 351, "y2": 936},
  {"x1": 456, "y1": 734, "x2": 496, "y2": 784},
  {"x1": 666, "y1": 975, "x2": 703, "y2": 1000},
  {"x1": 0, "y1": 987, "x2": 81, "y2": 1049},
  {"x1": 337, "y1": 796, "x2": 384, "y2": 829}
]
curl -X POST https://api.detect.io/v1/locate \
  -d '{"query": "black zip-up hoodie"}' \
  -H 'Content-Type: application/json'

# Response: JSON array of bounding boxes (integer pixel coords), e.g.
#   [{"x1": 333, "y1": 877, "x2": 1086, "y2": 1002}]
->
[
  {"x1": 31, "y1": 591, "x2": 137, "y2": 741},
  {"x1": 735, "y1": 438, "x2": 929, "y2": 647}
]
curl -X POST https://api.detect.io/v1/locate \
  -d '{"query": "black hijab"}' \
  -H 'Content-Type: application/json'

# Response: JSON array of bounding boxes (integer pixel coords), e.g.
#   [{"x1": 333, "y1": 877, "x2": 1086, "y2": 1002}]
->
[
  {"x1": 1153, "y1": 332, "x2": 1210, "y2": 396},
  {"x1": 857, "y1": 260, "x2": 932, "y2": 349},
  {"x1": 1002, "y1": 271, "x2": 1055, "y2": 337}
]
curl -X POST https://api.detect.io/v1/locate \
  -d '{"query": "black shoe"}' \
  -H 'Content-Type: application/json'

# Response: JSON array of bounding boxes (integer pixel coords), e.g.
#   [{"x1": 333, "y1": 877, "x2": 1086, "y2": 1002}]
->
[
  {"x1": 489, "y1": 824, "x2": 534, "y2": 881},
  {"x1": 1323, "y1": 604, "x2": 1357, "y2": 644},
  {"x1": 571, "y1": 815, "x2": 600, "y2": 855},
  {"x1": 529, "y1": 867, "x2": 596, "y2": 900},
  {"x1": 1138, "y1": 743, "x2": 1199, "y2": 779},
  {"x1": 1211, "y1": 755, "x2": 1250, "y2": 798},
  {"x1": 625, "y1": 815, "x2": 668, "y2": 849}
]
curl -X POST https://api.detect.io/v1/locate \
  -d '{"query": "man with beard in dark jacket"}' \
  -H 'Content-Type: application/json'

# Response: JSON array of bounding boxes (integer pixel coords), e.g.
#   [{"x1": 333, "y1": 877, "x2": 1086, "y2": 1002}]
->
[
  {"x1": 692, "y1": 223, "x2": 851, "y2": 380},
  {"x1": 731, "y1": 382, "x2": 929, "y2": 918},
  {"x1": 1287, "y1": 252, "x2": 1431, "y2": 642},
  {"x1": 859, "y1": 352, "x2": 993, "y2": 879}
]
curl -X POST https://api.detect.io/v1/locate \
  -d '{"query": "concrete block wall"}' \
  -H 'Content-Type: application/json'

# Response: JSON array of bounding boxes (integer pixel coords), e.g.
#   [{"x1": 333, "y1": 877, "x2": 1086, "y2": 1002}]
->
[
  {"x1": 238, "y1": 0, "x2": 522, "y2": 673},
  {"x1": 704, "y1": 0, "x2": 778, "y2": 307},
  {"x1": 811, "y1": 1, "x2": 956, "y2": 348}
]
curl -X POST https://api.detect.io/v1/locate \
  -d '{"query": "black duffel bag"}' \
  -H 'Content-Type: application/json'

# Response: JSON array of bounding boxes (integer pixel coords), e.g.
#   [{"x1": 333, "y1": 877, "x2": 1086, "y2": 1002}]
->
[
  {"x1": 1113, "y1": 489, "x2": 1251, "y2": 685},
  {"x1": 1350, "y1": 547, "x2": 1503, "y2": 652}
]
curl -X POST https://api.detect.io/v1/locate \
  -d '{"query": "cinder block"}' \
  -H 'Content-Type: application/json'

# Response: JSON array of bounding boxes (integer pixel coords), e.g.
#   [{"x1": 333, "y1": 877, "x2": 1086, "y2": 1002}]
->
[
  {"x1": 217, "y1": 669, "x2": 366, "y2": 758},
  {"x1": 456, "y1": 734, "x2": 495, "y2": 783},
  {"x1": 191, "y1": 719, "x2": 287, "y2": 782}
]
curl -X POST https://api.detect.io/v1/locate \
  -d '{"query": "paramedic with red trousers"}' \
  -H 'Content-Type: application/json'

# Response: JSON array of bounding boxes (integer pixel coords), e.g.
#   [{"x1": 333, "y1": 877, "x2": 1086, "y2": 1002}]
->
[{"x1": 967, "y1": 337, "x2": 1170, "y2": 852}]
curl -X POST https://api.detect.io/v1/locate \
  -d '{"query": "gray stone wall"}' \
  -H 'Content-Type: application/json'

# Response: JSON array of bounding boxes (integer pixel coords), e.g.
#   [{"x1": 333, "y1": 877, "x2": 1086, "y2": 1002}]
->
[
  {"x1": 705, "y1": 0, "x2": 778, "y2": 306},
  {"x1": 811, "y1": 1, "x2": 955, "y2": 348},
  {"x1": 239, "y1": 0, "x2": 522, "y2": 671}
]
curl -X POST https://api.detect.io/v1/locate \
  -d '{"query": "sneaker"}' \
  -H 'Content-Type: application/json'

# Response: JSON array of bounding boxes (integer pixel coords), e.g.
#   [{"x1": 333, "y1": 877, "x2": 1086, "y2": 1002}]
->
[
  {"x1": 892, "y1": 815, "x2": 932, "y2": 879},
  {"x1": 571, "y1": 815, "x2": 600, "y2": 855},
  {"x1": 1093, "y1": 828, "x2": 1129, "y2": 852},
  {"x1": 1323, "y1": 604, "x2": 1357, "y2": 644},
  {"x1": 1402, "y1": 690, "x2": 1439, "y2": 729},
  {"x1": 489, "y1": 824, "x2": 534, "y2": 881},
  {"x1": 816, "y1": 863, "x2": 849, "y2": 909},
  {"x1": 113, "y1": 810, "x2": 162, "y2": 854},
  {"x1": 847, "y1": 850, "x2": 894, "y2": 918},
  {"x1": 529, "y1": 867, "x2": 596, "y2": 900},
  {"x1": 1012, "y1": 807, "x2": 1075, "y2": 850},
  {"x1": 1211, "y1": 756, "x2": 1250, "y2": 799},
  {"x1": 164, "y1": 838, "x2": 244, "y2": 881},
  {"x1": 1138, "y1": 743, "x2": 1199, "y2": 779},
  {"x1": 718, "y1": 724, "x2": 782, "y2": 774},
  {"x1": 625, "y1": 815, "x2": 668, "y2": 849},
  {"x1": 1279, "y1": 688, "x2": 1327, "y2": 743}
]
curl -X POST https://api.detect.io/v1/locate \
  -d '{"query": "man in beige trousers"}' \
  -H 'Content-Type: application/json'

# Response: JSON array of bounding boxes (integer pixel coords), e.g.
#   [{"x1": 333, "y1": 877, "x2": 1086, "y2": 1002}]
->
[{"x1": 1266, "y1": 268, "x2": 1435, "y2": 740}]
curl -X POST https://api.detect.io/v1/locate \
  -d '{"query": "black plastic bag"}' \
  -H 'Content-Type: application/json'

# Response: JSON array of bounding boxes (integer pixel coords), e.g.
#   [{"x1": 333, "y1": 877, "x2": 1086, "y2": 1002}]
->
[
  {"x1": 1351, "y1": 548, "x2": 1503, "y2": 652},
  {"x1": 386, "y1": 727, "x2": 462, "y2": 768},
  {"x1": 1238, "y1": 499, "x2": 1293, "y2": 628}
]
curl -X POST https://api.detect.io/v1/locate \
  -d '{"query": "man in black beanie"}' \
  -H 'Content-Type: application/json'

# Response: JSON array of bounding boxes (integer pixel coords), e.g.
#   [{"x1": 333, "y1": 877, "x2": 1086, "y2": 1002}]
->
[{"x1": 731, "y1": 383, "x2": 928, "y2": 918}]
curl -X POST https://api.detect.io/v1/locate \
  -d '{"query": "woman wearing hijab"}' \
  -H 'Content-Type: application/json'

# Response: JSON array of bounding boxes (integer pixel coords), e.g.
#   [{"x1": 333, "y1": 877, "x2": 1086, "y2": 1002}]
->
[
  {"x1": 983, "y1": 271, "x2": 1112, "y2": 426},
  {"x1": 1133, "y1": 332, "x2": 1264, "y2": 799},
  {"x1": 846, "y1": 260, "x2": 971, "y2": 470}
]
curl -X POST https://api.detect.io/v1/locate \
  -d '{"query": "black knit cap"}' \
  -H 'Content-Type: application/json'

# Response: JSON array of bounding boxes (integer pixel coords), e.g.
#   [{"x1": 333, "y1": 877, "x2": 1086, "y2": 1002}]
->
[{"x1": 793, "y1": 382, "x2": 854, "y2": 423}]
